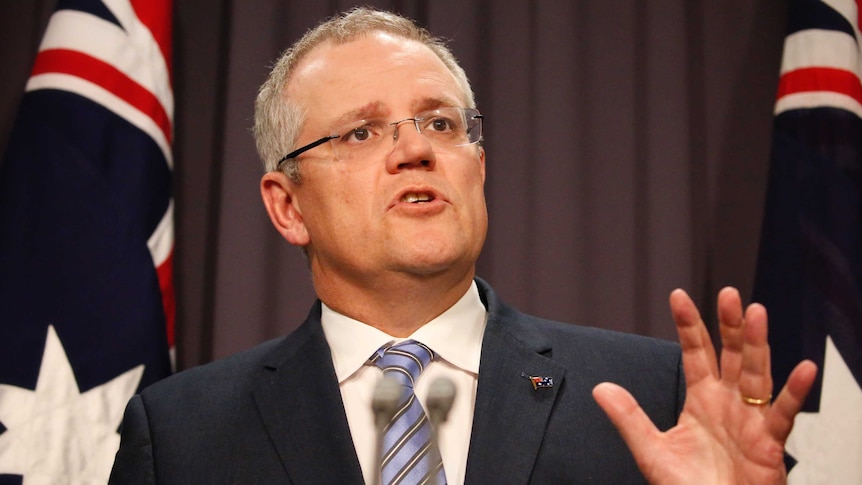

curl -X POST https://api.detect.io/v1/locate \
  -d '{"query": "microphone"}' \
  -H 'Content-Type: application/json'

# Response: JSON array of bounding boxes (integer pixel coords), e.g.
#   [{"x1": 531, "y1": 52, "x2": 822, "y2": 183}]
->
[
  {"x1": 426, "y1": 377, "x2": 456, "y2": 485},
  {"x1": 427, "y1": 376, "x2": 456, "y2": 424},
  {"x1": 372, "y1": 376, "x2": 401, "y2": 485}
]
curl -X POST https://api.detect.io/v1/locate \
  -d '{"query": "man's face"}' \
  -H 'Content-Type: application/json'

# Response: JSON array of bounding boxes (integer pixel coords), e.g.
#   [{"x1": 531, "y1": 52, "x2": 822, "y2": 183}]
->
[{"x1": 282, "y1": 32, "x2": 488, "y2": 287}]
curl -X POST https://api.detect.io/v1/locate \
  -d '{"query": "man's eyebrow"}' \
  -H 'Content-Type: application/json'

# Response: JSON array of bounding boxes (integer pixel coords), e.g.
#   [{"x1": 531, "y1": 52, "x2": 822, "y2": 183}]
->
[
  {"x1": 328, "y1": 97, "x2": 463, "y2": 128},
  {"x1": 413, "y1": 96, "x2": 461, "y2": 112},
  {"x1": 330, "y1": 102, "x2": 387, "y2": 127}
]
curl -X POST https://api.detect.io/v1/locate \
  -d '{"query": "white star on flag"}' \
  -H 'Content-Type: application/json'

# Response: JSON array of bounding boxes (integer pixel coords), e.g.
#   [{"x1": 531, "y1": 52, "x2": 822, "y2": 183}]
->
[
  {"x1": 0, "y1": 325, "x2": 143, "y2": 484},
  {"x1": 787, "y1": 335, "x2": 862, "y2": 485}
]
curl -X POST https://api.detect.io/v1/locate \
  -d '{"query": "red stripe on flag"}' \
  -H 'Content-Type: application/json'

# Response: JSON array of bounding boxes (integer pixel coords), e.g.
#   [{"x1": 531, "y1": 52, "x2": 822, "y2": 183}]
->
[
  {"x1": 156, "y1": 250, "x2": 175, "y2": 349},
  {"x1": 30, "y1": 48, "x2": 173, "y2": 145},
  {"x1": 777, "y1": 67, "x2": 862, "y2": 106},
  {"x1": 130, "y1": 0, "x2": 173, "y2": 81}
]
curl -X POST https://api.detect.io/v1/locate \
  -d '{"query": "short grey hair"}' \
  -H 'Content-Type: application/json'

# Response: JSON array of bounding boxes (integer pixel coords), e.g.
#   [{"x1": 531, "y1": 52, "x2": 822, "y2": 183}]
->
[{"x1": 253, "y1": 7, "x2": 476, "y2": 182}]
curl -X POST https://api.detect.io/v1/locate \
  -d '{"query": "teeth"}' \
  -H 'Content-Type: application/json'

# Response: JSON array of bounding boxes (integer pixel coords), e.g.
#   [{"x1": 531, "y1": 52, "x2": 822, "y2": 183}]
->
[{"x1": 403, "y1": 192, "x2": 432, "y2": 203}]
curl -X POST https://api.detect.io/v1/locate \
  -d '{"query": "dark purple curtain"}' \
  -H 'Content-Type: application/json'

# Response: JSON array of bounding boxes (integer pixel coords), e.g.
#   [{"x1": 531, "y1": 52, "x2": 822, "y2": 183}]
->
[{"x1": 0, "y1": 0, "x2": 788, "y2": 370}]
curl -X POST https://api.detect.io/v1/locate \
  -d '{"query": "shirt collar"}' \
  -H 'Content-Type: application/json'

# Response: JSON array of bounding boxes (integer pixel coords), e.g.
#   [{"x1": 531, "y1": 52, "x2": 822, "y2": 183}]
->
[{"x1": 321, "y1": 281, "x2": 487, "y2": 383}]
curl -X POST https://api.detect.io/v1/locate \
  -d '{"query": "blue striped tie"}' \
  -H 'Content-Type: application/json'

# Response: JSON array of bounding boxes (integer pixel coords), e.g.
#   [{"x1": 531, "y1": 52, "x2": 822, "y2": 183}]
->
[{"x1": 372, "y1": 340, "x2": 446, "y2": 485}]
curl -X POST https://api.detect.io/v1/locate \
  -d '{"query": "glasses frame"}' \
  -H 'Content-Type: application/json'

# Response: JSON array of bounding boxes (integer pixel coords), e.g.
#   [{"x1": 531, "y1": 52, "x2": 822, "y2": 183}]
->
[
  {"x1": 275, "y1": 108, "x2": 483, "y2": 171},
  {"x1": 275, "y1": 134, "x2": 340, "y2": 171}
]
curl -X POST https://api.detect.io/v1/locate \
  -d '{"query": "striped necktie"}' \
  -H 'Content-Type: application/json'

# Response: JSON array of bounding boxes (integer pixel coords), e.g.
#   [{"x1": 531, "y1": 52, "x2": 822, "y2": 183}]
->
[{"x1": 371, "y1": 340, "x2": 446, "y2": 485}]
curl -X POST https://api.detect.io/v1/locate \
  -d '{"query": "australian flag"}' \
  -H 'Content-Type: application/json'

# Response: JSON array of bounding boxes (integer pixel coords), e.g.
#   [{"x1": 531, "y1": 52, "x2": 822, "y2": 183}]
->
[
  {"x1": 0, "y1": 0, "x2": 174, "y2": 483},
  {"x1": 752, "y1": 0, "x2": 862, "y2": 482}
]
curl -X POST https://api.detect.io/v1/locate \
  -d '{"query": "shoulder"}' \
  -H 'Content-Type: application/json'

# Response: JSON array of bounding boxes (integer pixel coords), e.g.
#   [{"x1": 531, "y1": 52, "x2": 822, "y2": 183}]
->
[
  {"x1": 476, "y1": 277, "x2": 682, "y2": 398},
  {"x1": 139, "y1": 336, "x2": 285, "y2": 406},
  {"x1": 528, "y1": 312, "x2": 678, "y2": 360},
  {"x1": 477, "y1": 277, "x2": 679, "y2": 358},
  {"x1": 501, "y1": 307, "x2": 681, "y2": 380},
  {"x1": 140, "y1": 301, "x2": 325, "y2": 405}
]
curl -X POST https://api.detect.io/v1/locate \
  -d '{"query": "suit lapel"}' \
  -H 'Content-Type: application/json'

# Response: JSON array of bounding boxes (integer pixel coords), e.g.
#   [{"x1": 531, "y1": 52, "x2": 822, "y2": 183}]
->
[
  {"x1": 248, "y1": 282, "x2": 563, "y2": 484},
  {"x1": 464, "y1": 281, "x2": 566, "y2": 484},
  {"x1": 252, "y1": 303, "x2": 364, "y2": 484}
]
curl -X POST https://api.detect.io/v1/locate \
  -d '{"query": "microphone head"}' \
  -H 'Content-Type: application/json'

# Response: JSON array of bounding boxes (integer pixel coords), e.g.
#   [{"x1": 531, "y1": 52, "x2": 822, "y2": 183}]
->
[
  {"x1": 372, "y1": 375, "x2": 401, "y2": 428},
  {"x1": 426, "y1": 376, "x2": 457, "y2": 424}
]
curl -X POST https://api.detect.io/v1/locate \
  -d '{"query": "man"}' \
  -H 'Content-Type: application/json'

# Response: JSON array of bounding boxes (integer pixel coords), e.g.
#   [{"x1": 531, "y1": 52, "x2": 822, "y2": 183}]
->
[{"x1": 110, "y1": 7, "x2": 817, "y2": 484}]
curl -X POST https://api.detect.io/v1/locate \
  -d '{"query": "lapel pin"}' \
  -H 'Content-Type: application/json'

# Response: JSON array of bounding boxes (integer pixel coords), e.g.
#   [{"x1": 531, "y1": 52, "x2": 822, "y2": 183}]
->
[{"x1": 521, "y1": 372, "x2": 553, "y2": 390}]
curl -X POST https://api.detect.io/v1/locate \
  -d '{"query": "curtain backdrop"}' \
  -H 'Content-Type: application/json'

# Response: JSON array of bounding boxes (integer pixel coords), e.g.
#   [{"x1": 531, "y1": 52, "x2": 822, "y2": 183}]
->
[{"x1": 0, "y1": 0, "x2": 788, "y2": 370}]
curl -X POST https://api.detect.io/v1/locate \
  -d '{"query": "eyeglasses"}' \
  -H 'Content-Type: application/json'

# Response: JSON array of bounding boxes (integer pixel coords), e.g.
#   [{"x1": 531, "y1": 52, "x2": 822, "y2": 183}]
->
[{"x1": 276, "y1": 107, "x2": 483, "y2": 170}]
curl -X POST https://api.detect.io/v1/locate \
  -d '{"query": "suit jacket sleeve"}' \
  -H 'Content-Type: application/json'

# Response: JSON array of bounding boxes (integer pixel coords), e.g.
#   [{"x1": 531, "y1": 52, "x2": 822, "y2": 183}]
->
[{"x1": 109, "y1": 395, "x2": 156, "y2": 485}]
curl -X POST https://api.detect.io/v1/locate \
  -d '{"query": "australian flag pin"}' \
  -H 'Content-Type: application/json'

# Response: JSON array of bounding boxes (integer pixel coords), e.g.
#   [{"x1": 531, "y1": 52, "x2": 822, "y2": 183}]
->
[{"x1": 521, "y1": 372, "x2": 553, "y2": 390}]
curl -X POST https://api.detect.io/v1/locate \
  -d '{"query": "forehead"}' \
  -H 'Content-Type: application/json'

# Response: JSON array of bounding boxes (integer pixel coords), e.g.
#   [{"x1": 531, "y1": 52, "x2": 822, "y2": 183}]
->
[{"x1": 287, "y1": 32, "x2": 466, "y2": 127}]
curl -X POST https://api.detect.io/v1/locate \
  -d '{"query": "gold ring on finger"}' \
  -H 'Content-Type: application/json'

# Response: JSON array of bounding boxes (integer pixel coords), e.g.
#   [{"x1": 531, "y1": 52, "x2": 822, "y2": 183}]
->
[{"x1": 740, "y1": 393, "x2": 772, "y2": 406}]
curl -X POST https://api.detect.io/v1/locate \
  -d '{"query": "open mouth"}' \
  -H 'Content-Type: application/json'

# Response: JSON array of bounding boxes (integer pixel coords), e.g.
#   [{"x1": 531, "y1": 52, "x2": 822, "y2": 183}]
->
[{"x1": 401, "y1": 192, "x2": 435, "y2": 204}]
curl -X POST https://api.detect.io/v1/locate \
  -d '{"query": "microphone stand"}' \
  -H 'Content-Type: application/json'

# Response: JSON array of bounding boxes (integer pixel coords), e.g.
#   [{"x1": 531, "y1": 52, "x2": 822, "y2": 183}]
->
[
  {"x1": 426, "y1": 377, "x2": 456, "y2": 485},
  {"x1": 371, "y1": 376, "x2": 401, "y2": 485}
]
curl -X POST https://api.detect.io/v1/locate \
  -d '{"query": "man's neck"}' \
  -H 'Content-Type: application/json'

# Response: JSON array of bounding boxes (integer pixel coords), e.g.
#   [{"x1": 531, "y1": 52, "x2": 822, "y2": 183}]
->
[{"x1": 312, "y1": 269, "x2": 476, "y2": 337}]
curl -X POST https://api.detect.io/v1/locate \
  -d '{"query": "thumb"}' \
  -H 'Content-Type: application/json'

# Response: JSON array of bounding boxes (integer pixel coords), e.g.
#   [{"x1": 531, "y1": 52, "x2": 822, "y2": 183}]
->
[{"x1": 593, "y1": 382, "x2": 661, "y2": 464}]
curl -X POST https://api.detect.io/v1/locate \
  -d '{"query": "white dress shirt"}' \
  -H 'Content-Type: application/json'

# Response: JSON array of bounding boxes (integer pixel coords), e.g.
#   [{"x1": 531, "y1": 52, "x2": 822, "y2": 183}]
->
[{"x1": 321, "y1": 281, "x2": 488, "y2": 485}]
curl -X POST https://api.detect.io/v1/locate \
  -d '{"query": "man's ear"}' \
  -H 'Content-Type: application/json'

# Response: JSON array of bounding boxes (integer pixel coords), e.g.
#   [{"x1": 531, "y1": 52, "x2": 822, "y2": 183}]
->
[{"x1": 260, "y1": 172, "x2": 310, "y2": 246}]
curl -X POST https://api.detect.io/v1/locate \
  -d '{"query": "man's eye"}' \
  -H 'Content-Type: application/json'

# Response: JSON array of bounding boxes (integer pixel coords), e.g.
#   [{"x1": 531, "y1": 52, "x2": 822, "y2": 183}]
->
[
  {"x1": 342, "y1": 122, "x2": 382, "y2": 143},
  {"x1": 426, "y1": 116, "x2": 461, "y2": 133},
  {"x1": 349, "y1": 127, "x2": 370, "y2": 141},
  {"x1": 431, "y1": 118, "x2": 451, "y2": 131}
]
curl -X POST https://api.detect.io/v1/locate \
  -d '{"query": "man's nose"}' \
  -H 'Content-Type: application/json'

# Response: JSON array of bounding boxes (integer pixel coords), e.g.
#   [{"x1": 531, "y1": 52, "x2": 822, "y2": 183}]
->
[{"x1": 386, "y1": 119, "x2": 436, "y2": 172}]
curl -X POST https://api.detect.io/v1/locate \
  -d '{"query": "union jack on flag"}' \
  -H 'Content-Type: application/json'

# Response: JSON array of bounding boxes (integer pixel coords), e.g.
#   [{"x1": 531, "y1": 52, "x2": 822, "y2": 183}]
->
[
  {"x1": 752, "y1": 0, "x2": 862, "y2": 482},
  {"x1": 0, "y1": 0, "x2": 174, "y2": 482}
]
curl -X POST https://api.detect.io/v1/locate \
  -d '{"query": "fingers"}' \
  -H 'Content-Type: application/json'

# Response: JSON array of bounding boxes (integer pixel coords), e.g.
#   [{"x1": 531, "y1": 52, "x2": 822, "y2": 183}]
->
[
  {"x1": 682, "y1": 287, "x2": 773, "y2": 405},
  {"x1": 592, "y1": 382, "x2": 660, "y2": 462},
  {"x1": 717, "y1": 287, "x2": 745, "y2": 384},
  {"x1": 670, "y1": 289, "x2": 718, "y2": 385},
  {"x1": 766, "y1": 360, "x2": 818, "y2": 442},
  {"x1": 738, "y1": 303, "x2": 773, "y2": 404},
  {"x1": 717, "y1": 287, "x2": 773, "y2": 400}
]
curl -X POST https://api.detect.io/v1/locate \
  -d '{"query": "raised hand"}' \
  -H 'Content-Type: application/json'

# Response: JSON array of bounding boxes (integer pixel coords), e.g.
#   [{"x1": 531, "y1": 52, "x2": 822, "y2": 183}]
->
[{"x1": 593, "y1": 287, "x2": 818, "y2": 485}]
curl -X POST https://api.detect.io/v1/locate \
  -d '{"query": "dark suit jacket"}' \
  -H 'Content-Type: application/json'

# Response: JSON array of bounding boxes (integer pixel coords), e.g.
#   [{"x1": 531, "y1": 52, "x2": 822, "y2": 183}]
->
[{"x1": 110, "y1": 279, "x2": 684, "y2": 484}]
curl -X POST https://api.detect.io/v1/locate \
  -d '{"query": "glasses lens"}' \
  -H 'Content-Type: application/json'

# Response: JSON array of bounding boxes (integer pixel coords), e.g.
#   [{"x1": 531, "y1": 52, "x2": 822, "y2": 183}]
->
[
  {"x1": 328, "y1": 119, "x2": 387, "y2": 161},
  {"x1": 463, "y1": 108, "x2": 483, "y2": 144},
  {"x1": 327, "y1": 108, "x2": 483, "y2": 161},
  {"x1": 418, "y1": 108, "x2": 465, "y2": 143}
]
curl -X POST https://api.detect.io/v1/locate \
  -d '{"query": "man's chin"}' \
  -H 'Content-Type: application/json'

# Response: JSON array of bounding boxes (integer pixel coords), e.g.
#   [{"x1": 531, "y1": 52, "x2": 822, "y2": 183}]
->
[{"x1": 390, "y1": 251, "x2": 476, "y2": 280}]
